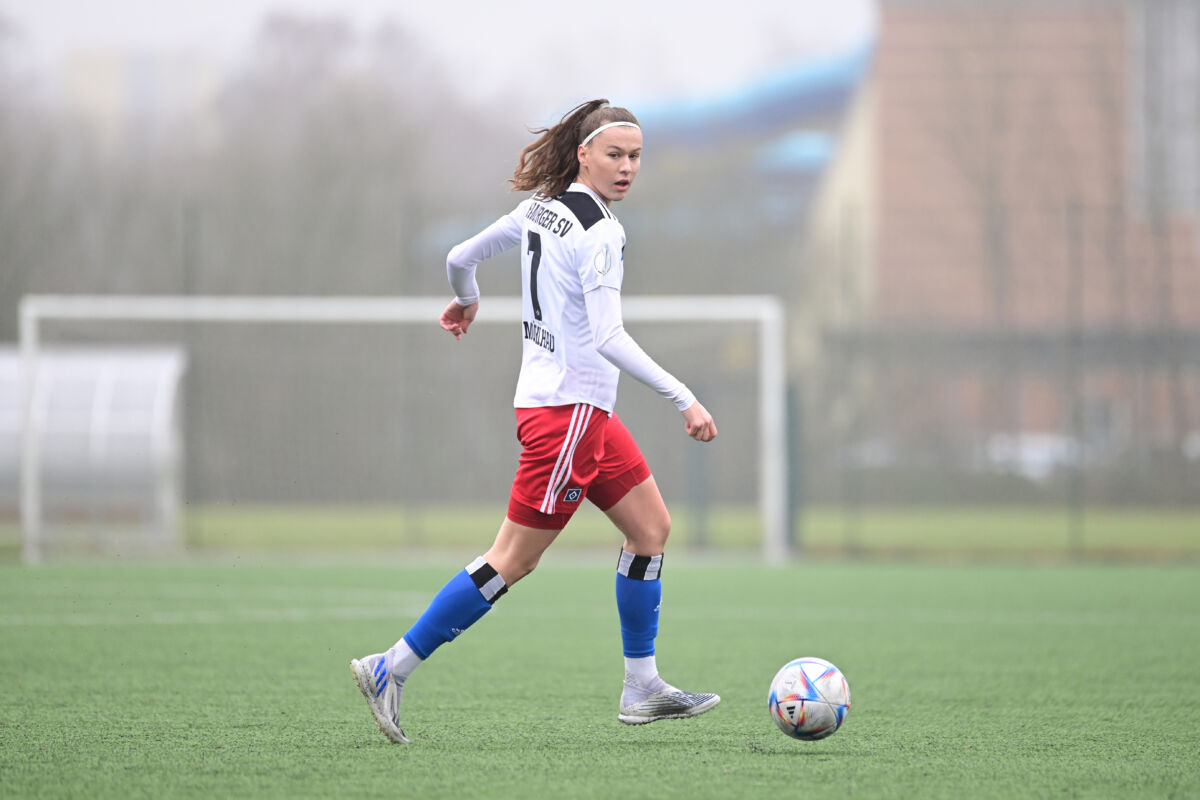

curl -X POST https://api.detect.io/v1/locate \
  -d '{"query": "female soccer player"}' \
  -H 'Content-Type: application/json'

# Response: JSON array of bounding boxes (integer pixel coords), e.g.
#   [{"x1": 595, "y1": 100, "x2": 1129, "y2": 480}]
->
[{"x1": 351, "y1": 99, "x2": 721, "y2": 743}]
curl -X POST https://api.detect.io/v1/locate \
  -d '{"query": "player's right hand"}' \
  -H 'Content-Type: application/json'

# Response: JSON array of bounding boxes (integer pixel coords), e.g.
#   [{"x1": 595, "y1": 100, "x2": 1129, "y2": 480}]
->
[
  {"x1": 439, "y1": 299, "x2": 478, "y2": 340},
  {"x1": 682, "y1": 401, "x2": 717, "y2": 442}
]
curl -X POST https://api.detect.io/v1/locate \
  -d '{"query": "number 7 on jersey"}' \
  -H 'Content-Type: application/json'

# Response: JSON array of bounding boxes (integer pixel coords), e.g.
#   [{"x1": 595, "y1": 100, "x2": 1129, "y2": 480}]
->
[{"x1": 526, "y1": 231, "x2": 543, "y2": 322}]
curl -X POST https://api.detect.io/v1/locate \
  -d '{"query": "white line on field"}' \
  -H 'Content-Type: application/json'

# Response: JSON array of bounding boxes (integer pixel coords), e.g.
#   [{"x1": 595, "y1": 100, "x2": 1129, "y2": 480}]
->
[
  {"x1": 0, "y1": 604, "x2": 1195, "y2": 629},
  {"x1": 0, "y1": 605, "x2": 431, "y2": 627},
  {"x1": 2, "y1": 581, "x2": 430, "y2": 605}
]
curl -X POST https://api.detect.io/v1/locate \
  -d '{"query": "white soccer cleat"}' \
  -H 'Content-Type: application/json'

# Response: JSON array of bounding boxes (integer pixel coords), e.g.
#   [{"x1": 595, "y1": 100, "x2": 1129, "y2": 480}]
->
[
  {"x1": 618, "y1": 685, "x2": 721, "y2": 725},
  {"x1": 350, "y1": 653, "x2": 410, "y2": 744}
]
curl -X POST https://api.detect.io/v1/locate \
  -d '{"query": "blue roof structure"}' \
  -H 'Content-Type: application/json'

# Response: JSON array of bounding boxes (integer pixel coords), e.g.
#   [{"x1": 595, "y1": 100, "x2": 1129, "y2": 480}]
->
[
  {"x1": 757, "y1": 131, "x2": 836, "y2": 175},
  {"x1": 632, "y1": 41, "x2": 875, "y2": 235},
  {"x1": 635, "y1": 41, "x2": 875, "y2": 149}
]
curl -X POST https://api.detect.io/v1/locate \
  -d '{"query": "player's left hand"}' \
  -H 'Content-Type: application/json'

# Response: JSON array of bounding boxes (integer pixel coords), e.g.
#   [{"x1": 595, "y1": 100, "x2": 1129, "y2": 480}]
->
[
  {"x1": 682, "y1": 401, "x2": 718, "y2": 442},
  {"x1": 440, "y1": 300, "x2": 478, "y2": 340}
]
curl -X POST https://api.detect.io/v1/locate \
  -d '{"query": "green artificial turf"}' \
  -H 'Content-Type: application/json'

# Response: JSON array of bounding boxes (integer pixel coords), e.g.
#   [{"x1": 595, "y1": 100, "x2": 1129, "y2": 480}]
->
[{"x1": 2, "y1": 558, "x2": 1198, "y2": 798}]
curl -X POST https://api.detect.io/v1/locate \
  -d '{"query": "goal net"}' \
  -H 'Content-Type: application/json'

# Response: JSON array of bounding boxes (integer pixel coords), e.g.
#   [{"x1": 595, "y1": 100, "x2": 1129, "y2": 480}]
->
[{"x1": 12, "y1": 295, "x2": 787, "y2": 562}]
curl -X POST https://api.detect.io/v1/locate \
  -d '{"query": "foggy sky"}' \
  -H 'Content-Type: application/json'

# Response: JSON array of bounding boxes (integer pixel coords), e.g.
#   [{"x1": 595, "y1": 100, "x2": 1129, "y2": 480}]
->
[{"x1": 1, "y1": 0, "x2": 876, "y2": 117}]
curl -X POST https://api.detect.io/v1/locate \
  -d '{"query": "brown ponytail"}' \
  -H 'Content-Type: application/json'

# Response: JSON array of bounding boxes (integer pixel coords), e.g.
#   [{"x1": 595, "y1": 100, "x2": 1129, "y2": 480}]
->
[{"x1": 511, "y1": 99, "x2": 640, "y2": 199}]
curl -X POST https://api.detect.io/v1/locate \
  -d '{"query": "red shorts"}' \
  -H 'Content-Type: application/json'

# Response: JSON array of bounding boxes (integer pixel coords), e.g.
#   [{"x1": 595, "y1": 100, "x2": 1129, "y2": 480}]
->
[{"x1": 507, "y1": 404, "x2": 652, "y2": 530}]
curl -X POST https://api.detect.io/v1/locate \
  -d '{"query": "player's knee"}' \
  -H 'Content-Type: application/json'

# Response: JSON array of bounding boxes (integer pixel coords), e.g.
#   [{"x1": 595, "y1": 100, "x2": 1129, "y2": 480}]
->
[
  {"x1": 510, "y1": 554, "x2": 541, "y2": 584},
  {"x1": 492, "y1": 558, "x2": 531, "y2": 587},
  {"x1": 629, "y1": 509, "x2": 671, "y2": 555},
  {"x1": 486, "y1": 549, "x2": 540, "y2": 587},
  {"x1": 656, "y1": 510, "x2": 672, "y2": 549}
]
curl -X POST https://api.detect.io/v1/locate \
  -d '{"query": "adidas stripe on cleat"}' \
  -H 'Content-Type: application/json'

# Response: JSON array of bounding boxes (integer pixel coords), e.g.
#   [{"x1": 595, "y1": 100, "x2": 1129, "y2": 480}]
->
[
  {"x1": 618, "y1": 688, "x2": 721, "y2": 725},
  {"x1": 350, "y1": 653, "x2": 409, "y2": 744}
]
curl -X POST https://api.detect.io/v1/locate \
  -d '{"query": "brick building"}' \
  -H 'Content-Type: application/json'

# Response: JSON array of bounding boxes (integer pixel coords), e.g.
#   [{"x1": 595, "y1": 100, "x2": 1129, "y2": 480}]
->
[{"x1": 804, "y1": 0, "x2": 1200, "y2": 500}]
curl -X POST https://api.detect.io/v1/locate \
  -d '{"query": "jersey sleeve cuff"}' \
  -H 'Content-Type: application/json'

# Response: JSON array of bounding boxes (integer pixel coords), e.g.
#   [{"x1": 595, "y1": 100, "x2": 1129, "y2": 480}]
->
[{"x1": 672, "y1": 385, "x2": 696, "y2": 412}]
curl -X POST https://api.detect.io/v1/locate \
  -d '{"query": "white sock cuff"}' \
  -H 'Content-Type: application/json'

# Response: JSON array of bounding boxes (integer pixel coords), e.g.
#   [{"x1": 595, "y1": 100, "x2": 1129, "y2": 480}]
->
[
  {"x1": 466, "y1": 556, "x2": 508, "y2": 604},
  {"x1": 387, "y1": 638, "x2": 424, "y2": 680},
  {"x1": 617, "y1": 550, "x2": 662, "y2": 580},
  {"x1": 624, "y1": 654, "x2": 659, "y2": 686}
]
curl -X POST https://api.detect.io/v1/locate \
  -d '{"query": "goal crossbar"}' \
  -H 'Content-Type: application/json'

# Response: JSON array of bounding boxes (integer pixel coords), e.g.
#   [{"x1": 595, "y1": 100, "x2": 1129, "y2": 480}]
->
[{"x1": 19, "y1": 294, "x2": 788, "y2": 563}]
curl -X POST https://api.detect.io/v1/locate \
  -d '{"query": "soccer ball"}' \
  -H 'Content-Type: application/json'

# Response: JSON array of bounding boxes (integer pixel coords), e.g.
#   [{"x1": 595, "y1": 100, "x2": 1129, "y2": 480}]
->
[{"x1": 767, "y1": 657, "x2": 851, "y2": 740}]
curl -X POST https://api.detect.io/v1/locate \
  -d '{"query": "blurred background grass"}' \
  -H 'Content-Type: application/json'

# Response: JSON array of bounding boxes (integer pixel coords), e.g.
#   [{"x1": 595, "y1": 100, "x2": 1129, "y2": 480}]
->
[{"x1": 6, "y1": 504, "x2": 1193, "y2": 561}]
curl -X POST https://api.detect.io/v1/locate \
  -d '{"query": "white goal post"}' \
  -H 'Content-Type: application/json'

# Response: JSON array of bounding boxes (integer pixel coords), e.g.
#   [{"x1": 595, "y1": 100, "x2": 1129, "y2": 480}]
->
[{"x1": 19, "y1": 294, "x2": 788, "y2": 563}]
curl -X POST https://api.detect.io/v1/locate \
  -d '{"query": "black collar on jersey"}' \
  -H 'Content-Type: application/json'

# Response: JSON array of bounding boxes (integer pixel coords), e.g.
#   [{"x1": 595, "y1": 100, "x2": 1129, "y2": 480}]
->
[{"x1": 555, "y1": 183, "x2": 613, "y2": 231}]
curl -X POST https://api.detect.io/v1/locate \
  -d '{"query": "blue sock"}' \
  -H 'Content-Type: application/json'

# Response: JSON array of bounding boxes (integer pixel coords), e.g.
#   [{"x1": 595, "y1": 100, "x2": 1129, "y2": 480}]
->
[
  {"x1": 402, "y1": 557, "x2": 507, "y2": 660},
  {"x1": 615, "y1": 550, "x2": 663, "y2": 658}
]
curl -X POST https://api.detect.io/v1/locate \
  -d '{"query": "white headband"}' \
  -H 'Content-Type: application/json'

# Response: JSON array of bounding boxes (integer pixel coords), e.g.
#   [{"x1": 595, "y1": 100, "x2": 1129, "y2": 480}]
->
[{"x1": 580, "y1": 121, "x2": 640, "y2": 146}]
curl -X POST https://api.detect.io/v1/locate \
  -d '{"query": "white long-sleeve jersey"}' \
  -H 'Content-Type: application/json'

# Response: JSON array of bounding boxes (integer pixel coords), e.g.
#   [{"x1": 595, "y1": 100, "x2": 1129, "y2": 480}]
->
[{"x1": 446, "y1": 182, "x2": 695, "y2": 414}]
